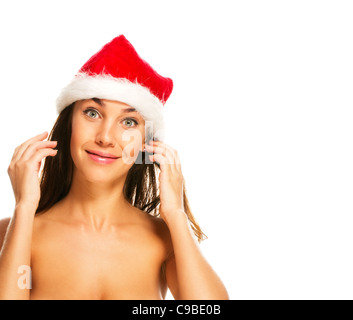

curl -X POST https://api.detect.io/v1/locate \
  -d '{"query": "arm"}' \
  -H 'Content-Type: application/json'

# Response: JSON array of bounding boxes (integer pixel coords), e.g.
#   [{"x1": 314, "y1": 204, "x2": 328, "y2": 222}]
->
[
  {"x1": 0, "y1": 209, "x2": 35, "y2": 300},
  {"x1": 0, "y1": 132, "x2": 57, "y2": 300},
  {"x1": 164, "y1": 211, "x2": 229, "y2": 300},
  {"x1": 146, "y1": 140, "x2": 228, "y2": 300}
]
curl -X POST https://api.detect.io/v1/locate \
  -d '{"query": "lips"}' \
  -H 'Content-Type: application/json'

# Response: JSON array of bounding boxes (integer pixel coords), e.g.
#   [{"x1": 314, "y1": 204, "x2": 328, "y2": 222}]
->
[
  {"x1": 85, "y1": 150, "x2": 119, "y2": 164},
  {"x1": 85, "y1": 150, "x2": 119, "y2": 159}
]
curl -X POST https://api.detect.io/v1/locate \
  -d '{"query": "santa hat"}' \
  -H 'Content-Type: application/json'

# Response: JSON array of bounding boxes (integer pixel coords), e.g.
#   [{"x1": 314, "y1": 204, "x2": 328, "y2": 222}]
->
[{"x1": 56, "y1": 35, "x2": 173, "y2": 141}]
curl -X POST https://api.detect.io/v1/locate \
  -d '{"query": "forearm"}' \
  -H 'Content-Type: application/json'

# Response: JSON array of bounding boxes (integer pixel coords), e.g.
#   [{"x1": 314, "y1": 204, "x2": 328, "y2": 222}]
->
[
  {"x1": 0, "y1": 204, "x2": 34, "y2": 300},
  {"x1": 165, "y1": 211, "x2": 229, "y2": 300}
]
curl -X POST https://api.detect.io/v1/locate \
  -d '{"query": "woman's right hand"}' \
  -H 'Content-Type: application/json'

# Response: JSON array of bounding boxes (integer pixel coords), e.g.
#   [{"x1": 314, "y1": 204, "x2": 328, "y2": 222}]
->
[{"x1": 7, "y1": 132, "x2": 58, "y2": 211}]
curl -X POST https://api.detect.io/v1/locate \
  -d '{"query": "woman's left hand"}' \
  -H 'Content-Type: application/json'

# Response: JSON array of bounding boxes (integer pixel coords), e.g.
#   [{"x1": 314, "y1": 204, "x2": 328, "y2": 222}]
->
[{"x1": 144, "y1": 140, "x2": 185, "y2": 222}]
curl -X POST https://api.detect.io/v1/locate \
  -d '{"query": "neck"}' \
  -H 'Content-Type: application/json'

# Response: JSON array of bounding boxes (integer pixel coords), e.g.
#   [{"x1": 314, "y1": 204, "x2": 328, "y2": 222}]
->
[{"x1": 59, "y1": 169, "x2": 133, "y2": 230}]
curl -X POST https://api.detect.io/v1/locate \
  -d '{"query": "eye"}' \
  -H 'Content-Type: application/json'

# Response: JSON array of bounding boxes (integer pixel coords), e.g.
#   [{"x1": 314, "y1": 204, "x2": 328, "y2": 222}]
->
[
  {"x1": 122, "y1": 118, "x2": 138, "y2": 127},
  {"x1": 84, "y1": 108, "x2": 100, "y2": 119}
]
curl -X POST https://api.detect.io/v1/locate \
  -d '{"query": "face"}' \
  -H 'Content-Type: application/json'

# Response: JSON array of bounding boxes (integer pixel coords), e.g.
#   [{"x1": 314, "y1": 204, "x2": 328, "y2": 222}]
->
[{"x1": 70, "y1": 98, "x2": 146, "y2": 183}]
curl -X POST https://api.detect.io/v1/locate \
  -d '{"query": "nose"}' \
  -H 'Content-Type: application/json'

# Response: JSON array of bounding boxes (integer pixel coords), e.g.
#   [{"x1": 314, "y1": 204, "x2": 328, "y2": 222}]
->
[{"x1": 95, "y1": 120, "x2": 116, "y2": 148}]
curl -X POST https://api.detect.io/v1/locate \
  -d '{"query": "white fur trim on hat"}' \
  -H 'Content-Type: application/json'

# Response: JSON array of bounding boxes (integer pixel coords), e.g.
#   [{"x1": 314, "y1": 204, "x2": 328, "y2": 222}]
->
[{"x1": 56, "y1": 73, "x2": 166, "y2": 141}]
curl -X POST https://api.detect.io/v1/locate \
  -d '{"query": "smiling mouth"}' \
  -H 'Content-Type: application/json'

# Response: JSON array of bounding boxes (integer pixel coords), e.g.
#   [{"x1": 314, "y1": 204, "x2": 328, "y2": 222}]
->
[{"x1": 85, "y1": 150, "x2": 119, "y2": 159}]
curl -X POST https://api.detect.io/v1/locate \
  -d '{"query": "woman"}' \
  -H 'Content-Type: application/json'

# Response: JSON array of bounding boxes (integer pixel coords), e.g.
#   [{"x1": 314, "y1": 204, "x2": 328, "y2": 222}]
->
[{"x1": 0, "y1": 35, "x2": 229, "y2": 300}]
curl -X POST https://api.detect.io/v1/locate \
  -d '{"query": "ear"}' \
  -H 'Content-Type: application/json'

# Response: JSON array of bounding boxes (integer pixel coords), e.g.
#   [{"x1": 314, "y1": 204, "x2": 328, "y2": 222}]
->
[
  {"x1": 141, "y1": 142, "x2": 146, "y2": 152},
  {"x1": 141, "y1": 135, "x2": 153, "y2": 152}
]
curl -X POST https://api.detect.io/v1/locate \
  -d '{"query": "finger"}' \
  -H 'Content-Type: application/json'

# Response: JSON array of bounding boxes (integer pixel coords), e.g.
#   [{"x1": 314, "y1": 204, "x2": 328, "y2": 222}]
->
[
  {"x1": 144, "y1": 144, "x2": 167, "y2": 155},
  {"x1": 147, "y1": 141, "x2": 175, "y2": 160},
  {"x1": 147, "y1": 142, "x2": 181, "y2": 168},
  {"x1": 20, "y1": 140, "x2": 57, "y2": 161},
  {"x1": 27, "y1": 148, "x2": 58, "y2": 168},
  {"x1": 12, "y1": 131, "x2": 49, "y2": 162},
  {"x1": 146, "y1": 145, "x2": 175, "y2": 167},
  {"x1": 149, "y1": 153, "x2": 167, "y2": 166},
  {"x1": 149, "y1": 140, "x2": 175, "y2": 154}
]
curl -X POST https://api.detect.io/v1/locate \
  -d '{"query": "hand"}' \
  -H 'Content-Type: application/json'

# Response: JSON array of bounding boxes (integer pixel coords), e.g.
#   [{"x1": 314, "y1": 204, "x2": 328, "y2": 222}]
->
[
  {"x1": 145, "y1": 140, "x2": 185, "y2": 222},
  {"x1": 8, "y1": 132, "x2": 58, "y2": 210}
]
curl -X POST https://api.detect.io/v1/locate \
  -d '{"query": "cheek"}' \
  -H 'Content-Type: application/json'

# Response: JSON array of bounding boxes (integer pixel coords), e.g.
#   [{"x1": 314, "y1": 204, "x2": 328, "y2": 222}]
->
[
  {"x1": 70, "y1": 130, "x2": 79, "y2": 157},
  {"x1": 70, "y1": 117, "x2": 88, "y2": 162},
  {"x1": 70, "y1": 129, "x2": 81, "y2": 165}
]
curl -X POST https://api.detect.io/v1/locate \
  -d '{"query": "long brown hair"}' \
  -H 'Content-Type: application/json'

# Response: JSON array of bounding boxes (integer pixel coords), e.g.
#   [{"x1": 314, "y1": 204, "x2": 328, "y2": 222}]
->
[{"x1": 36, "y1": 102, "x2": 207, "y2": 242}]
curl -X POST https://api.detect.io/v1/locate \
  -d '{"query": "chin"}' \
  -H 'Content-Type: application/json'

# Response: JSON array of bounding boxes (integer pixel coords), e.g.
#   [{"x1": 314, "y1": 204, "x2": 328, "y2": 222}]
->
[
  {"x1": 81, "y1": 167, "x2": 129, "y2": 185},
  {"x1": 73, "y1": 159, "x2": 128, "y2": 183}
]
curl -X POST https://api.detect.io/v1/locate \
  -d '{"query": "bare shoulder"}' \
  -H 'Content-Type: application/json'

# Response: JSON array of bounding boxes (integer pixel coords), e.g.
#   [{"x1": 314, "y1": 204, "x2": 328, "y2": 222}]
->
[
  {"x1": 131, "y1": 207, "x2": 173, "y2": 257},
  {"x1": 134, "y1": 207, "x2": 171, "y2": 236},
  {"x1": 0, "y1": 217, "x2": 11, "y2": 249}
]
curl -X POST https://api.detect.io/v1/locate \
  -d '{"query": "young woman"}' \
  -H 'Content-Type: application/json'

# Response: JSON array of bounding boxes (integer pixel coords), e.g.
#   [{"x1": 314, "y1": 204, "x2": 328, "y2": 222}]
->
[{"x1": 0, "y1": 35, "x2": 229, "y2": 300}]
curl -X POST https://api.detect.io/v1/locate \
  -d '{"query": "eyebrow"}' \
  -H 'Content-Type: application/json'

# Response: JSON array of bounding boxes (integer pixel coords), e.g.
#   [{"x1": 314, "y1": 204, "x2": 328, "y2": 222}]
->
[
  {"x1": 91, "y1": 98, "x2": 137, "y2": 113},
  {"x1": 121, "y1": 107, "x2": 138, "y2": 113}
]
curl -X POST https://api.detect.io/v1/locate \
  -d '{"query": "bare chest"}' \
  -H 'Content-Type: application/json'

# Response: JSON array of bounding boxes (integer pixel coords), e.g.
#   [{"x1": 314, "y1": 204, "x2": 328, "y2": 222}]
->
[{"x1": 30, "y1": 224, "x2": 167, "y2": 299}]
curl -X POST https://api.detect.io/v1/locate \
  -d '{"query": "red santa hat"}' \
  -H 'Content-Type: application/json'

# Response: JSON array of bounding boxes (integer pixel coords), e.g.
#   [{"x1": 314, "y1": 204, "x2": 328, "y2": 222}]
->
[{"x1": 56, "y1": 35, "x2": 173, "y2": 141}]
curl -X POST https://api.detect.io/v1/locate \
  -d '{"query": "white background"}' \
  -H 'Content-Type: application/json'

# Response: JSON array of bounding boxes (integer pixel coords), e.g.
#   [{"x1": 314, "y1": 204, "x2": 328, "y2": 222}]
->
[{"x1": 0, "y1": 0, "x2": 352, "y2": 299}]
